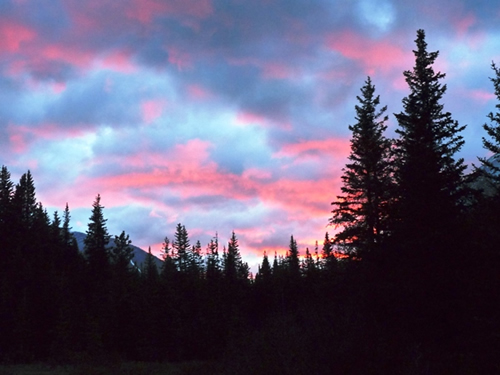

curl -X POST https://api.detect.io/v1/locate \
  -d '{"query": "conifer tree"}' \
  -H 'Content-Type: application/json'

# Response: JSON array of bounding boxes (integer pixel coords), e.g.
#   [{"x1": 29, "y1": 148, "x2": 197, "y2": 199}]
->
[
  {"x1": 321, "y1": 232, "x2": 337, "y2": 274},
  {"x1": 256, "y1": 251, "x2": 272, "y2": 284},
  {"x1": 287, "y1": 235, "x2": 300, "y2": 279},
  {"x1": 84, "y1": 194, "x2": 111, "y2": 279},
  {"x1": 205, "y1": 235, "x2": 221, "y2": 282},
  {"x1": 144, "y1": 246, "x2": 160, "y2": 283},
  {"x1": 0, "y1": 166, "x2": 14, "y2": 258},
  {"x1": 385, "y1": 30, "x2": 469, "y2": 359},
  {"x1": 479, "y1": 62, "x2": 500, "y2": 193},
  {"x1": 51, "y1": 211, "x2": 61, "y2": 238},
  {"x1": 224, "y1": 231, "x2": 248, "y2": 281},
  {"x1": 111, "y1": 230, "x2": 134, "y2": 271},
  {"x1": 190, "y1": 240, "x2": 204, "y2": 278},
  {"x1": 13, "y1": 171, "x2": 37, "y2": 230},
  {"x1": 393, "y1": 29, "x2": 466, "y2": 250},
  {"x1": 161, "y1": 236, "x2": 177, "y2": 281},
  {"x1": 302, "y1": 247, "x2": 317, "y2": 279},
  {"x1": 0, "y1": 166, "x2": 13, "y2": 228},
  {"x1": 0, "y1": 166, "x2": 14, "y2": 357},
  {"x1": 330, "y1": 77, "x2": 393, "y2": 255},
  {"x1": 62, "y1": 203, "x2": 77, "y2": 250},
  {"x1": 172, "y1": 223, "x2": 190, "y2": 273}
]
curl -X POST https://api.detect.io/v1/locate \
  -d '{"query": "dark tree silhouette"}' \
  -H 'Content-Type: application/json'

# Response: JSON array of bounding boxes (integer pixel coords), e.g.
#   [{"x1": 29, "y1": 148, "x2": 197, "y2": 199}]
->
[
  {"x1": 330, "y1": 77, "x2": 393, "y2": 256},
  {"x1": 479, "y1": 62, "x2": 500, "y2": 192},
  {"x1": 393, "y1": 29, "x2": 466, "y2": 248},
  {"x1": 172, "y1": 223, "x2": 190, "y2": 273},
  {"x1": 111, "y1": 230, "x2": 134, "y2": 270},
  {"x1": 286, "y1": 235, "x2": 300, "y2": 280},
  {"x1": 223, "y1": 231, "x2": 248, "y2": 282},
  {"x1": 84, "y1": 194, "x2": 111, "y2": 278}
]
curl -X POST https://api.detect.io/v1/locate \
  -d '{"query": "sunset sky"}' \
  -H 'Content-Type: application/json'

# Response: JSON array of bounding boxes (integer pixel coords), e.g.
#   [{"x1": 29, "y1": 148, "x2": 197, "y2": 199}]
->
[{"x1": 1, "y1": 0, "x2": 499, "y2": 269}]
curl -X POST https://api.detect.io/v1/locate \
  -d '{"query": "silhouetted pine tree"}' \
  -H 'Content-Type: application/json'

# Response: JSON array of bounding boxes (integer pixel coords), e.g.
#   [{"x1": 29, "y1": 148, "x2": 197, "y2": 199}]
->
[
  {"x1": 467, "y1": 61, "x2": 500, "y2": 370},
  {"x1": 387, "y1": 29, "x2": 468, "y2": 366},
  {"x1": 393, "y1": 29, "x2": 466, "y2": 249},
  {"x1": 84, "y1": 194, "x2": 111, "y2": 279},
  {"x1": 302, "y1": 247, "x2": 318, "y2": 279},
  {"x1": 256, "y1": 251, "x2": 272, "y2": 284},
  {"x1": 160, "y1": 236, "x2": 176, "y2": 282},
  {"x1": 111, "y1": 231, "x2": 134, "y2": 270},
  {"x1": 223, "y1": 231, "x2": 248, "y2": 282},
  {"x1": 321, "y1": 232, "x2": 336, "y2": 275},
  {"x1": 479, "y1": 62, "x2": 500, "y2": 192},
  {"x1": 205, "y1": 235, "x2": 221, "y2": 283},
  {"x1": 144, "y1": 246, "x2": 160, "y2": 283},
  {"x1": 12, "y1": 171, "x2": 37, "y2": 230},
  {"x1": 0, "y1": 166, "x2": 13, "y2": 357},
  {"x1": 172, "y1": 223, "x2": 190, "y2": 274},
  {"x1": 190, "y1": 240, "x2": 204, "y2": 279},
  {"x1": 83, "y1": 194, "x2": 112, "y2": 351},
  {"x1": 330, "y1": 77, "x2": 393, "y2": 256},
  {"x1": 286, "y1": 235, "x2": 300, "y2": 280}
]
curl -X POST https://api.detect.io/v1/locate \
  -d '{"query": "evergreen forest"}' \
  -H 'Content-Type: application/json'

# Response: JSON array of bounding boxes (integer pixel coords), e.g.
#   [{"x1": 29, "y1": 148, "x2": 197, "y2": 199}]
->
[{"x1": 1, "y1": 29, "x2": 500, "y2": 374}]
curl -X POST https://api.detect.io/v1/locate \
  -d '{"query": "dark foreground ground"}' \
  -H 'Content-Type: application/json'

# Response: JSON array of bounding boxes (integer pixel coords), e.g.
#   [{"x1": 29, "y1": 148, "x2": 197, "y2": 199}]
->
[{"x1": 0, "y1": 361, "x2": 220, "y2": 375}]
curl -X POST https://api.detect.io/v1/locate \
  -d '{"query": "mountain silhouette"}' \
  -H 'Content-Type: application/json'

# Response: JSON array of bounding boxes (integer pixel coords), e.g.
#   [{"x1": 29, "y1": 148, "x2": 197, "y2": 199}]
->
[{"x1": 72, "y1": 231, "x2": 163, "y2": 269}]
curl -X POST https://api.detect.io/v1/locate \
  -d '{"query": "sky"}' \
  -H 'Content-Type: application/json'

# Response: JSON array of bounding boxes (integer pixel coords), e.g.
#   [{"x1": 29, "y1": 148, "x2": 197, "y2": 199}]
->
[{"x1": 1, "y1": 0, "x2": 500, "y2": 270}]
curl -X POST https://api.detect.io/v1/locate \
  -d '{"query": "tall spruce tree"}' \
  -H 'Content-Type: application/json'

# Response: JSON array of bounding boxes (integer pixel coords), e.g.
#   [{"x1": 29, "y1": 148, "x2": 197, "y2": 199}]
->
[
  {"x1": 62, "y1": 203, "x2": 77, "y2": 251},
  {"x1": 330, "y1": 77, "x2": 393, "y2": 256},
  {"x1": 385, "y1": 30, "x2": 469, "y2": 360},
  {"x1": 479, "y1": 62, "x2": 500, "y2": 193},
  {"x1": 0, "y1": 166, "x2": 14, "y2": 258},
  {"x1": 287, "y1": 235, "x2": 300, "y2": 280},
  {"x1": 321, "y1": 232, "x2": 337, "y2": 274},
  {"x1": 13, "y1": 171, "x2": 37, "y2": 230},
  {"x1": 0, "y1": 166, "x2": 13, "y2": 227},
  {"x1": 224, "y1": 231, "x2": 248, "y2": 282},
  {"x1": 172, "y1": 223, "x2": 190, "y2": 274},
  {"x1": 84, "y1": 194, "x2": 111, "y2": 280},
  {"x1": 205, "y1": 235, "x2": 221, "y2": 282},
  {"x1": 111, "y1": 230, "x2": 134, "y2": 271},
  {"x1": 393, "y1": 29, "x2": 466, "y2": 251},
  {"x1": 256, "y1": 251, "x2": 272, "y2": 284}
]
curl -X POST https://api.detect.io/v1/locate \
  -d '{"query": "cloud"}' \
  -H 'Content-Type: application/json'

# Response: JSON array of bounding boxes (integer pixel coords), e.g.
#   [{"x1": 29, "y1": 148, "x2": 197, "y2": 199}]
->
[
  {"x1": 2, "y1": 0, "x2": 499, "y2": 266},
  {"x1": 357, "y1": 0, "x2": 396, "y2": 32},
  {"x1": 327, "y1": 30, "x2": 411, "y2": 75},
  {"x1": 0, "y1": 19, "x2": 36, "y2": 53}
]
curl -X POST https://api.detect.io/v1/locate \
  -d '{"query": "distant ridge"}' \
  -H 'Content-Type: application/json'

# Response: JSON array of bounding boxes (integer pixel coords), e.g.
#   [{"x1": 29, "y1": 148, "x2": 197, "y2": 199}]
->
[
  {"x1": 72, "y1": 231, "x2": 163, "y2": 269},
  {"x1": 472, "y1": 154, "x2": 500, "y2": 196}
]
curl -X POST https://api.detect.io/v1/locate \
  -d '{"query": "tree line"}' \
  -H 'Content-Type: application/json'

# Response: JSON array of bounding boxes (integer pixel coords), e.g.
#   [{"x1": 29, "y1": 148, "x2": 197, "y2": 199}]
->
[{"x1": 1, "y1": 29, "x2": 500, "y2": 373}]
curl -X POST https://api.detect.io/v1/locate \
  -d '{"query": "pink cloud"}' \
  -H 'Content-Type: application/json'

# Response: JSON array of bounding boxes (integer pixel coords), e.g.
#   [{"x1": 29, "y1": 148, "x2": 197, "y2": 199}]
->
[
  {"x1": 142, "y1": 99, "x2": 166, "y2": 124},
  {"x1": 0, "y1": 19, "x2": 36, "y2": 53},
  {"x1": 100, "y1": 50, "x2": 137, "y2": 73},
  {"x1": 77, "y1": 144, "x2": 341, "y2": 219},
  {"x1": 274, "y1": 138, "x2": 351, "y2": 159},
  {"x1": 467, "y1": 89, "x2": 496, "y2": 104},
  {"x1": 261, "y1": 62, "x2": 295, "y2": 80},
  {"x1": 242, "y1": 168, "x2": 272, "y2": 181},
  {"x1": 235, "y1": 111, "x2": 267, "y2": 126},
  {"x1": 7, "y1": 123, "x2": 89, "y2": 153},
  {"x1": 41, "y1": 44, "x2": 94, "y2": 68},
  {"x1": 126, "y1": 0, "x2": 213, "y2": 24},
  {"x1": 455, "y1": 13, "x2": 476, "y2": 37},
  {"x1": 51, "y1": 82, "x2": 67, "y2": 94},
  {"x1": 9, "y1": 133, "x2": 27, "y2": 153},
  {"x1": 327, "y1": 30, "x2": 411, "y2": 75},
  {"x1": 187, "y1": 84, "x2": 212, "y2": 100}
]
